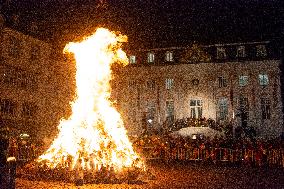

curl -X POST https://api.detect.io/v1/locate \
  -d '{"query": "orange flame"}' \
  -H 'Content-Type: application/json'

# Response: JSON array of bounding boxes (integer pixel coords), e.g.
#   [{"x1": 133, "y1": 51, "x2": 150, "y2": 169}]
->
[{"x1": 37, "y1": 28, "x2": 144, "y2": 172}]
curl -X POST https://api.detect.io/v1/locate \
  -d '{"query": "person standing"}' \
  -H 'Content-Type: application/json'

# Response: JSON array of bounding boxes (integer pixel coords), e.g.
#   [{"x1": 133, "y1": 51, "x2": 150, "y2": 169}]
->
[{"x1": 0, "y1": 138, "x2": 9, "y2": 189}]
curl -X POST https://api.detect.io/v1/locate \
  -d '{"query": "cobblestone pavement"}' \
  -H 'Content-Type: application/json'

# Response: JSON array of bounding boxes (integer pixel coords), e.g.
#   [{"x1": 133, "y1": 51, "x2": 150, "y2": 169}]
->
[{"x1": 16, "y1": 162, "x2": 284, "y2": 189}]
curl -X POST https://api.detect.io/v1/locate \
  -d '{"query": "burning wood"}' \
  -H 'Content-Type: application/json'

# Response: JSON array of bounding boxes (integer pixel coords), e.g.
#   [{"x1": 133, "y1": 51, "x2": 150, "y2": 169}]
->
[{"x1": 18, "y1": 161, "x2": 148, "y2": 185}]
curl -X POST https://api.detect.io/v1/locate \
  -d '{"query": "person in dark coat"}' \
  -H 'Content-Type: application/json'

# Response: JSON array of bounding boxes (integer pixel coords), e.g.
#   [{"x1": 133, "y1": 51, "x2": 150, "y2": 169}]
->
[
  {"x1": 0, "y1": 138, "x2": 8, "y2": 167},
  {"x1": 0, "y1": 138, "x2": 9, "y2": 188}
]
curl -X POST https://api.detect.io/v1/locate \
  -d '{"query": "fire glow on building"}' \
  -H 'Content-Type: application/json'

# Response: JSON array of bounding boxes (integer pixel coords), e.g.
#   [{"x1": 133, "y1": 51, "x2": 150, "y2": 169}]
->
[{"x1": 36, "y1": 28, "x2": 145, "y2": 179}]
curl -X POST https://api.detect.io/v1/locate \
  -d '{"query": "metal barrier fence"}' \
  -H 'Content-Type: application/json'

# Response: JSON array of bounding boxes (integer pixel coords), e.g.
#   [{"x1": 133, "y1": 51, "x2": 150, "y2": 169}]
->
[
  {"x1": 11, "y1": 144, "x2": 284, "y2": 169},
  {"x1": 161, "y1": 147, "x2": 284, "y2": 168},
  {"x1": 141, "y1": 146, "x2": 163, "y2": 160},
  {"x1": 164, "y1": 148, "x2": 232, "y2": 162},
  {"x1": 13, "y1": 145, "x2": 40, "y2": 163}
]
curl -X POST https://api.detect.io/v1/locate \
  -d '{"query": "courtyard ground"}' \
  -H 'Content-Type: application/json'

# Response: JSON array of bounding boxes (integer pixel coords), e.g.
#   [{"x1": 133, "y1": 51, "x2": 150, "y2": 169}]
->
[{"x1": 16, "y1": 161, "x2": 284, "y2": 189}]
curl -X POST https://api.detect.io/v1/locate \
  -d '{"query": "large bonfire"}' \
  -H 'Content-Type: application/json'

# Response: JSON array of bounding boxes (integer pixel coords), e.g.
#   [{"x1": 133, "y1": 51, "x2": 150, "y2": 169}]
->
[{"x1": 36, "y1": 28, "x2": 144, "y2": 181}]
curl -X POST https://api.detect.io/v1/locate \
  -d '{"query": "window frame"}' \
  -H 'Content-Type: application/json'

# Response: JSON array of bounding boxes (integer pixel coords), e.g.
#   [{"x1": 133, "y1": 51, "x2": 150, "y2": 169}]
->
[
  {"x1": 236, "y1": 46, "x2": 246, "y2": 58},
  {"x1": 30, "y1": 43, "x2": 40, "y2": 61},
  {"x1": 22, "y1": 102, "x2": 38, "y2": 118},
  {"x1": 147, "y1": 52, "x2": 155, "y2": 63},
  {"x1": 146, "y1": 80, "x2": 155, "y2": 90},
  {"x1": 165, "y1": 78, "x2": 174, "y2": 90},
  {"x1": 256, "y1": 45, "x2": 267, "y2": 57},
  {"x1": 217, "y1": 47, "x2": 226, "y2": 59},
  {"x1": 218, "y1": 76, "x2": 227, "y2": 88},
  {"x1": 259, "y1": 74, "x2": 269, "y2": 86},
  {"x1": 146, "y1": 101, "x2": 156, "y2": 121},
  {"x1": 9, "y1": 36, "x2": 21, "y2": 58},
  {"x1": 0, "y1": 99, "x2": 17, "y2": 115},
  {"x1": 260, "y1": 97, "x2": 271, "y2": 120},
  {"x1": 165, "y1": 51, "x2": 173, "y2": 62},
  {"x1": 239, "y1": 75, "x2": 249, "y2": 87},
  {"x1": 129, "y1": 55, "x2": 136, "y2": 64},
  {"x1": 218, "y1": 98, "x2": 228, "y2": 120},
  {"x1": 239, "y1": 96, "x2": 249, "y2": 120},
  {"x1": 190, "y1": 99, "x2": 203, "y2": 119},
  {"x1": 166, "y1": 100, "x2": 175, "y2": 122}
]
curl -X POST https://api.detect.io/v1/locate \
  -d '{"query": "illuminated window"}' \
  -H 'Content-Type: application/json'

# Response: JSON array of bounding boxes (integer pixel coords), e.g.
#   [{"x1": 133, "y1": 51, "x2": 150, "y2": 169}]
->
[
  {"x1": 147, "y1": 52, "x2": 154, "y2": 63},
  {"x1": 165, "y1": 78, "x2": 174, "y2": 90},
  {"x1": 239, "y1": 75, "x2": 249, "y2": 86},
  {"x1": 190, "y1": 99, "x2": 202, "y2": 119},
  {"x1": 165, "y1": 51, "x2": 173, "y2": 62},
  {"x1": 236, "y1": 46, "x2": 246, "y2": 58},
  {"x1": 217, "y1": 47, "x2": 226, "y2": 59},
  {"x1": 256, "y1": 45, "x2": 267, "y2": 57},
  {"x1": 129, "y1": 55, "x2": 136, "y2": 64},
  {"x1": 259, "y1": 74, "x2": 269, "y2": 86}
]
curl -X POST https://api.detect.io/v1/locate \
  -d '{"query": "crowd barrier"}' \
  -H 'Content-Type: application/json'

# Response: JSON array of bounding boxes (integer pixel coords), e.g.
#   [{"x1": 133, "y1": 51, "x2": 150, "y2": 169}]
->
[
  {"x1": 9, "y1": 143, "x2": 284, "y2": 169},
  {"x1": 142, "y1": 146, "x2": 284, "y2": 168},
  {"x1": 12, "y1": 144, "x2": 40, "y2": 163}
]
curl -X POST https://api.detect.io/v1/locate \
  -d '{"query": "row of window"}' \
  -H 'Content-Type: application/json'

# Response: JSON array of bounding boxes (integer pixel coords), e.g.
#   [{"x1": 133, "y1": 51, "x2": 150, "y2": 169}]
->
[
  {"x1": 0, "y1": 67, "x2": 38, "y2": 90},
  {"x1": 129, "y1": 44, "x2": 267, "y2": 64},
  {"x1": 218, "y1": 74, "x2": 269, "y2": 88},
  {"x1": 8, "y1": 36, "x2": 41, "y2": 60},
  {"x1": 129, "y1": 74, "x2": 269, "y2": 91},
  {"x1": 129, "y1": 51, "x2": 174, "y2": 64},
  {"x1": 0, "y1": 99, "x2": 38, "y2": 118},
  {"x1": 217, "y1": 97, "x2": 270, "y2": 121},
  {"x1": 145, "y1": 96, "x2": 270, "y2": 124},
  {"x1": 217, "y1": 45, "x2": 267, "y2": 59}
]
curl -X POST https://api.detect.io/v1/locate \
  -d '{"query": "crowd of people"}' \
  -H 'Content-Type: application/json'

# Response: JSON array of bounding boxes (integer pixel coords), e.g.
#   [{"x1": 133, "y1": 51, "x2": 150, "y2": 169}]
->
[
  {"x1": 133, "y1": 134, "x2": 284, "y2": 168},
  {"x1": 166, "y1": 117, "x2": 232, "y2": 134},
  {"x1": 0, "y1": 125, "x2": 283, "y2": 170}
]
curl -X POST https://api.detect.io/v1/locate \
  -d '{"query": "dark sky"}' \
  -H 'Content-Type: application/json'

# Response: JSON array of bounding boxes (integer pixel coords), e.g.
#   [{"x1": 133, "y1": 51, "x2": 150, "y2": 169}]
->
[{"x1": 2, "y1": 0, "x2": 284, "y2": 49}]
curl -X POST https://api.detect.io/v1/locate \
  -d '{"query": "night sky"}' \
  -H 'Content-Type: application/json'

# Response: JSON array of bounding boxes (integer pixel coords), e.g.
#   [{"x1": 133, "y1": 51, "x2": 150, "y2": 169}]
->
[{"x1": 1, "y1": 0, "x2": 284, "y2": 49}]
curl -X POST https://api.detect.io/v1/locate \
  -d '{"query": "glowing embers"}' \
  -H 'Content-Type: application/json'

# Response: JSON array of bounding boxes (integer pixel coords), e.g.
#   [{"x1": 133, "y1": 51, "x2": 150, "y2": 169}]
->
[{"x1": 37, "y1": 28, "x2": 144, "y2": 175}]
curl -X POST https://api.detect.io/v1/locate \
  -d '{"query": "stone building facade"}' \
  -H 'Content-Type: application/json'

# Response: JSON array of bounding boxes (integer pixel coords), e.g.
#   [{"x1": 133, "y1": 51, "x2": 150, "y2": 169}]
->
[
  {"x1": 113, "y1": 41, "x2": 283, "y2": 139},
  {"x1": 0, "y1": 18, "x2": 73, "y2": 140}
]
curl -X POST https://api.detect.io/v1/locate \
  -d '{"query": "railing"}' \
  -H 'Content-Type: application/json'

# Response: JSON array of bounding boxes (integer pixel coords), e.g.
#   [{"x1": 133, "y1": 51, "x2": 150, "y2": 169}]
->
[
  {"x1": 10, "y1": 144, "x2": 41, "y2": 163},
  {"x1": 143, "y1": 146, "x2": 284, "y2": 168},
  {"x1": 10, "y1": 143, "x2": 284, "y2": 169}
]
